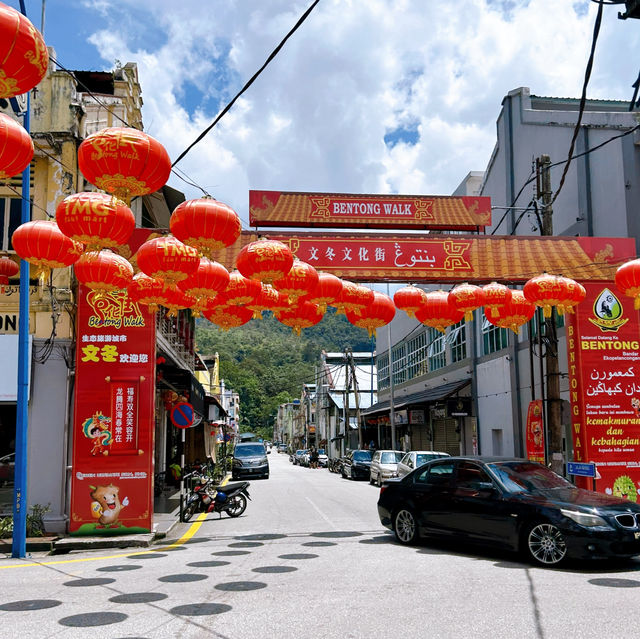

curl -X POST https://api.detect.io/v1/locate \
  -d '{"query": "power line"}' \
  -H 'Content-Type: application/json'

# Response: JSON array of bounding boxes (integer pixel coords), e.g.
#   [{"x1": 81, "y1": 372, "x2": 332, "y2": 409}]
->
[{"x1": 171, "y1": 0, "x2": 322, "y2": 168}]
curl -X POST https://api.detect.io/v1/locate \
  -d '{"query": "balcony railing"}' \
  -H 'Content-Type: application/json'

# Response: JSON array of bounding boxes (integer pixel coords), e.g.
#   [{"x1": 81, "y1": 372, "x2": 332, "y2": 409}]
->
[{"x1": 155, "y1": 312, "x2": 195, "y2": 371}]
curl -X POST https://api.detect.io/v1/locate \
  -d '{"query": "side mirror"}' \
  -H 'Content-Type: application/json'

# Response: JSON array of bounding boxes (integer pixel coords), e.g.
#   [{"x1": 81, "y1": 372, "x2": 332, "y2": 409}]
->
[
  {"x1": 408, "y1": 460, "x2": 413, "y2": 468},
  {"x1": 473, "y1": 481, "x2": 496, "y2": 495}
]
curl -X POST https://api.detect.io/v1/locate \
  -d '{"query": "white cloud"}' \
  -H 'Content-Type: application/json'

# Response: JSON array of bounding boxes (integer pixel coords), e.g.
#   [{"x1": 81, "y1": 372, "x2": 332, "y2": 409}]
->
[{"x1": 75, "y1": 0, "x2": 639, "y2": 226}]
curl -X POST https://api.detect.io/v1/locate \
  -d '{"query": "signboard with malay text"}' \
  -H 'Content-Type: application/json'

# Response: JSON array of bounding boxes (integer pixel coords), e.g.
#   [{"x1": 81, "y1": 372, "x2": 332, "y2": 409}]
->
[
  {"x1": 249, "y1": 190, "x2": 492, "y2": 230},
  {"x1": 566, "y1": 282, "x2": 640, "y2": 501},
  {"x1": 69, "y1": 286, "x2": 156, "y2": 535}
]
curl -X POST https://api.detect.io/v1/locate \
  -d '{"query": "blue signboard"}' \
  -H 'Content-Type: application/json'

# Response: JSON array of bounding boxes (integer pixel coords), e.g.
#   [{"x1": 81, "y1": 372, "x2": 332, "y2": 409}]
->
[{"x1": 567, "y1": 462, "x2": 596, "y2": 478}]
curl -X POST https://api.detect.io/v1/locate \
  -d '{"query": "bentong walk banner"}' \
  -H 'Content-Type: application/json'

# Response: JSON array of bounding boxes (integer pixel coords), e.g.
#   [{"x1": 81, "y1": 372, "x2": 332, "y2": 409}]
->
[
  {"x1": 69, "y1": 286, "x2": 155, "y2": 535},
  {"x1": 566, "y1": 282, "x2": 640, "y2": 501}
]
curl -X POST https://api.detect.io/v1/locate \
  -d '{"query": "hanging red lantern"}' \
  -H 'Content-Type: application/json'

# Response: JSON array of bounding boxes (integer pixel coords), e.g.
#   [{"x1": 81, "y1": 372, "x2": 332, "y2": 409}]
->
[
  {"x1": 0, "y1": 3, "x2": 48, "y2": 99},
  {"x1": 449, "y1": 283, "x2": 485, "y2": 322},
  {"x1": 223, "y1": 270, "x2": 263, "y2": 306},
  {"x1": 482, "y1": 281, "x2": 512, "y2": 319},
  {"x1": 276, "y1": 301, "x2": 324, "y2": 336},
  {"x1": 74, "y1": 250, "x2": 134, "y2": 293},
  {"x1": 135, "y1": 235, "x2": 200, "y2": 286},
  {"x1": 338, "y1": 281, "x2": 375, "y2": 316},
  {"x1": 161, "y1": 285, "x2": 196, "y2": 317},
  {"x1": 272, "y1": 260, "x2": 319, "y2": 304},
  {"x1": 127, "y1": 272, "x2": 167, "y2": 312},
  {"x1": 236, "y1": 238, "x2": 294, "y2": 284},
  {"x1": 11, "y1": 220, "x2": 83, "y2": 276},
  {"x1": 300, "y1": 272, "x2": 343, "y2": 313},
  {"x1": 270, "y1": 287, "x2": 293, "y2": 317},
  {"x1": 55, "y1": 192, "x2": 135, "y2": 250},
  {"x1": 0, "y1": 255, "x2": 18, "y2": 292},
  {"x1": 178, "y1": 257, "x2": 230, "y2": 316},
  {"x1": 246, "y1": 283, "x2": 280, "y2": 319},
  {"x1": 0, "y1": 113, "x2": 33, "y2": 179},
  {"x1": 559, "y1": 277, "x2": 586, "y2": 315},
  {"x1": 394, "y1": 284, "x2": 427, "y2": 319},
  {"x1": 204, "y1": 304, "x2": 254, "y2": 330},
  {"x1": 615, "y1": 259, "x2": 640, "y2": 310},
  {"x1": 346, "y1": 291, "x2": 396, "y2": 337},
  {"x1": 523, "y1": 272, "x2": 570, "y2": 318},
  {"x1": 415, "y1": 290, "x2": 464, "y2": 333},
  {"x1": 78, "y1": 127, "x2": 171, "y2": 203},
  {"x1": 170, "y1": 198, "x2": 242, "y2": 258},
  {"x1": 485, "y1": 289, "x2": 535, "y2": 334}
]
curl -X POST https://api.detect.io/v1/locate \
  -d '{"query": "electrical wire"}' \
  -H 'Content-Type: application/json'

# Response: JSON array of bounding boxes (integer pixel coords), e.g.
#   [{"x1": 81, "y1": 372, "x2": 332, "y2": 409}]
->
[
  {"x1": 171, "y1": 0, "x2": 322, "y2": 168},
  {"x1": 551, "y1": 0, "x2": 604, "y2": 204}
]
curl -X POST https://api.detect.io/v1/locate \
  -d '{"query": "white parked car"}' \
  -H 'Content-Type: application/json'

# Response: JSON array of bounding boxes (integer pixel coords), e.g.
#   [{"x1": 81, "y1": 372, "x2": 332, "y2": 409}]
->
[
  {"x1": 396, "y1": 450, "x2": 450, "y2": 478},
  {"x1": 317, "y1": 448, "x2": 328, "y2": 468},
  {"x1": 369, "y1": 450, "x2": 404, "y2": 486}
]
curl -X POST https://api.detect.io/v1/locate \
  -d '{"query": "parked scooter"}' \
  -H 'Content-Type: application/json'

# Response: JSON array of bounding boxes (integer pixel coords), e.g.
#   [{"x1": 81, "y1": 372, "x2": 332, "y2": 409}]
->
[{"x1": 183, "y1": 476, "x2": 251, "y2": 522}]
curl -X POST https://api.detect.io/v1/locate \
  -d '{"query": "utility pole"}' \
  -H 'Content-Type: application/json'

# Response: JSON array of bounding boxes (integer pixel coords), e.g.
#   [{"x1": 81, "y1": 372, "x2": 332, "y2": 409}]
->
[
  {"x1": 347, "y1": 350, "x2": 363, "y2": 449},
  {"x1": 343, "y1": 348, "x2": 350, "y2": 456},
  {"x1": 537, "y1": 154, "x2": 563, "y2": 475}
]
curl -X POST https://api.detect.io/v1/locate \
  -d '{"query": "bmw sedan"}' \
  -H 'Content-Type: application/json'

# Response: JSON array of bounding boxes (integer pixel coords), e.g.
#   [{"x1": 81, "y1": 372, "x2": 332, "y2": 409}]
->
[{"x1": 377, "y1": 456, "x2": 640, "y2": 566}]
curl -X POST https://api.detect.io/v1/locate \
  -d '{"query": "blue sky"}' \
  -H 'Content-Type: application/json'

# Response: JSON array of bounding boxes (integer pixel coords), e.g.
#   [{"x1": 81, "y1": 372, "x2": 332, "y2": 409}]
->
[{"x1": 8, "y1": 1, "x2": 640, "y2": 228}]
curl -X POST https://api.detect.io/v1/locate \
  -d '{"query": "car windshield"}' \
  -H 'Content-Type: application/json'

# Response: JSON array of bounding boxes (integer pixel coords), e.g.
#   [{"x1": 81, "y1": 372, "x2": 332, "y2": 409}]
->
[
  {"x1": 488, "y1": 461, "x2": 576, "y2": 493},
  {"x1": 381, "y1": 452, "x2": 403, "y2": 463},
  {"x1": 353, "y1": 451, "x2": 372, "y2": 461},
  {"x1": 234, "y1": 445, "x2": 265, "y2": 457},
  {"x1": 416, "y1": 453, "x2": 447, "y2": 465}
]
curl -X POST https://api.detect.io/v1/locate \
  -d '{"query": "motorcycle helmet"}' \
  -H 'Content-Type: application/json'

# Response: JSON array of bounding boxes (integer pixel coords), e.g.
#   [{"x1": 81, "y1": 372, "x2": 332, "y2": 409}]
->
[{"x1": 217, "y1": 491, "x2": 227, "y2": 502}]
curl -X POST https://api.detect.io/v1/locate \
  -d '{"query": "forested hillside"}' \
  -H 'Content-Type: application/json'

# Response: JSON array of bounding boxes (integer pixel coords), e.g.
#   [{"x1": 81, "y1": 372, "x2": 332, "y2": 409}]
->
[{"x1": 195, "y1": 309, "x2": 373, "y2": 434}]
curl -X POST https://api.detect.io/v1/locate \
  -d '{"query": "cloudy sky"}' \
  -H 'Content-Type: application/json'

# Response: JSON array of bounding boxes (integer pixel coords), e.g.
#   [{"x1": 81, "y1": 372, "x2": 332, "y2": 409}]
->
[{"x1": 14, "y1": 0, "x2": 640, "y2": 227}]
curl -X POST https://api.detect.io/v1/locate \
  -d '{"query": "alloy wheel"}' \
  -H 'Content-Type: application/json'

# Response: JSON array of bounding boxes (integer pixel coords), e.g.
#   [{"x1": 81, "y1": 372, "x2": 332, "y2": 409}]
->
[
  {"x1": 527, "y1": 522, "x2": 567, "y2": 566},
  {"x1": 394, "y1": 509, "x2": 417, "y2": 544}
]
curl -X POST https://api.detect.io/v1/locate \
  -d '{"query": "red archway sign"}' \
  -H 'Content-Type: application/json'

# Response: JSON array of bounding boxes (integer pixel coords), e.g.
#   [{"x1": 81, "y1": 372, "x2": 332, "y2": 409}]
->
[{"x1": 170, "y1": 402, "x2": 194, "y2": 429}]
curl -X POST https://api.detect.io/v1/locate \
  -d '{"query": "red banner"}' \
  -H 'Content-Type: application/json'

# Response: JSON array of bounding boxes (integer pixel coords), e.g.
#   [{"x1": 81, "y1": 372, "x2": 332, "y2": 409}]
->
[
  {"x1": 249, "y1": 190, "x2": 492, "y2": 230},
  {"x1": 525, "y1": 400, "x2": 545, "y2": 464},
  {"x1": 69, "y1": 287, "x2": 156, "y2": 535},
  {"x1": 566, "y1": 282, "x2": 640, "y2": 501}
]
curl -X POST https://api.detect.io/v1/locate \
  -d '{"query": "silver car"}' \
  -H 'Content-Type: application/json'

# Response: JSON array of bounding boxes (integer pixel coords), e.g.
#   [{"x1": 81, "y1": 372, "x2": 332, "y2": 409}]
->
[
  {"x1": 369, "y1": 450, "x2": 404, "y2": 487},
  {"x1": 396, "y1": 450, "x2": 450, "y2": 478}
]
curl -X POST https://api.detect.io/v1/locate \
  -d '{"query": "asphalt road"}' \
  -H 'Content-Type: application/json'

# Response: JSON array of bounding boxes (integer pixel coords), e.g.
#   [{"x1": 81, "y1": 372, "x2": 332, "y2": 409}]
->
[{"x1": 2, "y1": 452, "x2": 640, "y2": 638}]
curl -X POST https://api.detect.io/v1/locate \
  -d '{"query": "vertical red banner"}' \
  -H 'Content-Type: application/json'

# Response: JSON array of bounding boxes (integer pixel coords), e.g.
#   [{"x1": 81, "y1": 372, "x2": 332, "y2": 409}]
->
[
  {"x1": 566, "y1": 282, "x2": 640, "y2": 502},
  {"x1": 69, "y1": 287, "x2": 156, "y2": 535},
  {"x1": 525, "y1": 400, "x2": 545, "y2": 464}
]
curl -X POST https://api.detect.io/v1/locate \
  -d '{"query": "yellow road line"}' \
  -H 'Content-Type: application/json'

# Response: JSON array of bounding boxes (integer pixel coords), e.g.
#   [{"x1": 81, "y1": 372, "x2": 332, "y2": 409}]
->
[{"x1": 0, "y1": 475, "x2": 230, "y2": 570}]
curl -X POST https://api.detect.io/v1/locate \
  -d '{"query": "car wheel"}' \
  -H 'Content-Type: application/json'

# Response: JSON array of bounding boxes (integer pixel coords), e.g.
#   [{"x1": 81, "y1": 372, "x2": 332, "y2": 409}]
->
[
  {"x1": 369, "y1": 474, "x2": 374, "y2": 485},
  {"x1": 377, "y1": 474, "x2": 382, "y2": 488},
  {"x1": 394, "y1": 508, "x2": 418, "y2": 545},
  {"x1": 525, "y1": 522, "x2": 568, "y2": 566}
]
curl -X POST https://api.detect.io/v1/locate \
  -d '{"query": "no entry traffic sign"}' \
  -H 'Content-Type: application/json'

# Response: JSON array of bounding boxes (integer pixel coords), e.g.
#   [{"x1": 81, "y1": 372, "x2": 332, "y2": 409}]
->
[{"x1": 170, "y1": 402, "x2": 194, "y2": 429}]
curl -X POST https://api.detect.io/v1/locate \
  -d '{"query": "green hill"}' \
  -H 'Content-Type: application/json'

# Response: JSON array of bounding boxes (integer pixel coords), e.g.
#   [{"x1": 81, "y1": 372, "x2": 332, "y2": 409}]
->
[{"x1": 195, "y1": 309, "x2": 373, "y2": 435}]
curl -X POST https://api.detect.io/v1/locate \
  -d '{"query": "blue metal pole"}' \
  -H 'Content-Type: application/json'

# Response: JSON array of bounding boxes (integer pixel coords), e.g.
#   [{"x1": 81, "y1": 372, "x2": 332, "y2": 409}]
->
[{"x1": 12, "y1": 0, "x2": 31, "y2": 559}]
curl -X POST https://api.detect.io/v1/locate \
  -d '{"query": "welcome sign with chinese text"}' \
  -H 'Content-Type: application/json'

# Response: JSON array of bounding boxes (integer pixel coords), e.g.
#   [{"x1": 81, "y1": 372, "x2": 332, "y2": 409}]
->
[{"x1": 69, "y1": 287, "x2": 156, "y2": 535}]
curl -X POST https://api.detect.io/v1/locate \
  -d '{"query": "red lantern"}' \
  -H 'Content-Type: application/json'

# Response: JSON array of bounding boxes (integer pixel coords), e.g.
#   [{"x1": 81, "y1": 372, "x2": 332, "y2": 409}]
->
[
  {"x1": 161, "y1": 285, "x2": 196, "y2": 317},
  {"x1": 0, "y1": 3, "x2": 48, "y2": 98},
  {"x1": 204, "y1": 304, "x2": 254, "y2": 330},
  {"x1": 55, "y1": 192, "x2": 135, "y2": 250},
  {"x1": 0, "y1": 255, "x2": 18, "y2": 292},
  {"x1": 485, "y1": 289, "x2": 535, "y2": 334},
  {"x1": 299, "y1": 272, "x2": 343, "y2": 313},
  {"x1": 415, "y1": 290, "x2": 464, "y2": 333},
  {"x1": 135, "y1": 235, "x2": 200, "y2": 286},
  {"x1": 236, "y1": 238, "x2": 294, "y2": 284},
  {"x1": 559, "y1": 277, "x2": 586, "y2": 315},
  {"x1": 127, "y1": 272, "x2": 167, "y2": 312},
  {"x1": 523, "y1": 273, "x2": 570, "y2": 318},
  {"x1": 277, "y1": 301, "x2": 324, "y2": 336},
  {"x1": 393, "y1": 284, "x2": 427, "y2": 319},
  {"x1": 246, "y1": 283, "x2": 280, "y2": 319},
  {"x1": 482, "y1": 281, "x2": 512, "y2": 319},
  {"x1": 74, "y1": 250, "x2": 133, "y2": 293},
  {"x1": 449, "y1": 283, "x2": 485, "y2": 322},
  {"x1": 272, "y1": 260, "x2": 319, "y2": 304},
  {"x1": 223, "y1": 270, "x2": 263, "y2": 306},
  {"x1": 615, "y1": 259, "x2": 640, "y2": 310},
  {"x1": 0, "y1": 113, "x2": 33, "y2": 179},
  {"x1": 78, "y1": 127, "x2": 171, "y2": 203},
  {"x1": 178, "y1": 258, "x2": 230, "y2": 316},
  {"x1": 346, "y1": 291, "x2": 395, "y2": 337},
  {"x1": 170, "y1": 198, "x2": 242, "y2": 258},
  {"x1": 338, "y1": 281, "x2": 375, "y2": 316},
  {"x1": 11, "y1": 220, "x2": 83, "y2": 276}
]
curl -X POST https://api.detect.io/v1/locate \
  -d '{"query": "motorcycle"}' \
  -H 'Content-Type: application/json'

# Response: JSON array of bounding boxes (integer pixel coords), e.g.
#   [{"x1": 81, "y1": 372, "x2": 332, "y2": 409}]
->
[{"x1": 183, "y1": 476, "x2": 251, "y2": 522}]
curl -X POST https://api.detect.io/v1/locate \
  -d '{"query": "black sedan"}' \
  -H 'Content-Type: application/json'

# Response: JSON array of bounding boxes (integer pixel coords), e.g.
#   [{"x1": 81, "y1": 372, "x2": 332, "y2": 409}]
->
[
  {"x1": 377, "y1": 456, "x2": 640, "y2": 566},
  {"x1": 341, "y1": 449, "x2": 373, "y2": 480}
]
